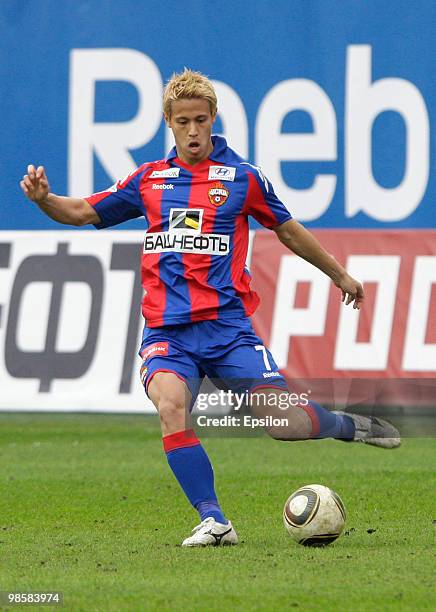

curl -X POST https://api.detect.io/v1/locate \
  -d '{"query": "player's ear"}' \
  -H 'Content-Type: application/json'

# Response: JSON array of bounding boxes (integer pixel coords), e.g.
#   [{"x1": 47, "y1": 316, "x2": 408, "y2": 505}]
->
[
  {"x1": 211, "y1": 109, "x2": 217, "y2": 124},
  {"x1": 164, "y1": 112, "x2": 171, "y2": 127}
]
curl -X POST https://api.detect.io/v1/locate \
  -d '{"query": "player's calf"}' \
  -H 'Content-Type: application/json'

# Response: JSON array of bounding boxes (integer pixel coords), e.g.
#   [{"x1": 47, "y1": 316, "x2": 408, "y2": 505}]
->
[{"x1": 148, "y1": 372, "x2": 230, "y2": 541}]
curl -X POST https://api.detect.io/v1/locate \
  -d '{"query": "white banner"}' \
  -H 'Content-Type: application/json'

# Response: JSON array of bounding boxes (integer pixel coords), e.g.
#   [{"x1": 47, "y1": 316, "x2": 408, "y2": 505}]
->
[{"x1": 0, "y1": 231, "x2": 153, "y2": 412}]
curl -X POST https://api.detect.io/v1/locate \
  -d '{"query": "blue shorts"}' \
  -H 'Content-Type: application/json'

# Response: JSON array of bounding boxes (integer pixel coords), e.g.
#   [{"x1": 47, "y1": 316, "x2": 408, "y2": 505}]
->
[{"x1": 139, "y1": 317, "x2": 288, "y2": 402}]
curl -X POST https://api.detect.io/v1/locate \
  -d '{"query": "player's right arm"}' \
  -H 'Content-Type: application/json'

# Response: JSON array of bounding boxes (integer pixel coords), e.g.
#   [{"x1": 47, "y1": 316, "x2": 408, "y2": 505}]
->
[{"x1": 20, "y1": 165, "x2": 100, "y2": 226}]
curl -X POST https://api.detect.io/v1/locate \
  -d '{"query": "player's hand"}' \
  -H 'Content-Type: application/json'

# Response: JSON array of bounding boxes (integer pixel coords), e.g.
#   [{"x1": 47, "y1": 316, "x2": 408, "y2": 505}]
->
[
  {"x1": 336, "y1": 272, "x2": 364, "y2": 310},
  {"x1": 20, "y1": 165, "x2": 50, "y2": 205}
]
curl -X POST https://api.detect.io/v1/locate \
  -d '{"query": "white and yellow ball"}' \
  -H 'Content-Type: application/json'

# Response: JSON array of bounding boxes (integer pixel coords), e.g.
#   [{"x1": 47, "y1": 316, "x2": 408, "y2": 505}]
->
[{"x1": 283, "y1": 484, "x2": 346, "y2": 546}]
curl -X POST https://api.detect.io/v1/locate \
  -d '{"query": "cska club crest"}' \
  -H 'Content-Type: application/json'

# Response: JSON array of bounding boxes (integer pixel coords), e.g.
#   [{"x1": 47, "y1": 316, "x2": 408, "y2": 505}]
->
[{"x1": 208, "y1": 182, "x2": 229, "y2": 207}]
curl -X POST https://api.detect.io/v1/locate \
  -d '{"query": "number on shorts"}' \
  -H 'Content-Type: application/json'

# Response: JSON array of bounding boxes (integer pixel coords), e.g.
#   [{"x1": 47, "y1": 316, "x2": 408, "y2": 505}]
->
[{"x1": 255, "y1": 345, "x2": 271, "y2": 371}]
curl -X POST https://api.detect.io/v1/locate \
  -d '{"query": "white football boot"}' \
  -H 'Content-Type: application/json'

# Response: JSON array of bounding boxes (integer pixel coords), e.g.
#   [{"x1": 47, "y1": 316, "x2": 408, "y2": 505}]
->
[
  {"x1": 333, "y1": 411, "x2": 401, "y2": 448},
  {"x1": 181, "y1": 517, "x2": 238, "y2": 547}
]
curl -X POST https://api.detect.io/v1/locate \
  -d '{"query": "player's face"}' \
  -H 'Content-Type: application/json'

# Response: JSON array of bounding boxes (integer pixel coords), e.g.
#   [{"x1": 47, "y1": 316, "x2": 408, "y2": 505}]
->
[{"x1": 165, "y1": 98, "x2": 216, "y2": 166}]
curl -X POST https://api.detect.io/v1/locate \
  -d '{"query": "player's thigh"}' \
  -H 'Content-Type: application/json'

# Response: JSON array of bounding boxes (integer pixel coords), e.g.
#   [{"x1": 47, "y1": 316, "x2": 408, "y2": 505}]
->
[
  {"x1": 147, "y1": 371, "x2": 193, "y2": 436},
  {"x1": 204, "y1": 341, "x2": 288, "y2": 394},
  {"x1": 141, "y1": 353, "x2": 202, "y2": 403},
  {"x1": 147, "y1": 371, "x2": 191, "y2": 409},
  {"x1": 139, "y1": 339, "x2": 201, "y2": 435}
]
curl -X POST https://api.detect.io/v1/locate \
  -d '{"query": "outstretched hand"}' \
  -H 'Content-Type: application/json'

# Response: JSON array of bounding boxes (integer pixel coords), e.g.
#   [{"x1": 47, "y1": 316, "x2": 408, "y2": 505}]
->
[
  {"x1": 336, "y1": 272, "x2": 364, "y2": 309},
  {"x1": 20, "y1": 165, "x2": 50, "y2": 204}
]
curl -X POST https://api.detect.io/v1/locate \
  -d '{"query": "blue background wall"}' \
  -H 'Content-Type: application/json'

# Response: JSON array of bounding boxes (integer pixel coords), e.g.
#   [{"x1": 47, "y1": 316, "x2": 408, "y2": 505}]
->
[{"x1": 1, "y1": 0, "x2": 434, "y2": 230}]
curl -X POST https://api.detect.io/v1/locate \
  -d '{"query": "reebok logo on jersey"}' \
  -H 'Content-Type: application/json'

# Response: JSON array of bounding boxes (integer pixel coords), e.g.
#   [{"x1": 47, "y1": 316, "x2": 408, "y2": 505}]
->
[
  {"x1": 141, "y1": 342, "x2": 169, "y2": 361},
  {"x1": 208, "y1": 166, "x2": 236, "y2": 181},
  {"x1": 169, "y1": 209, "x2": 203, "y2": 232},
  {"x1": 152, "y1": 183, "x2": 174, "y2": 190},
  {"x1": 150, "y1": 168, "x2": 180, "y2": 179},
  {"x1": 143, "y1": 232, "x2": 230, "y2": 256},
  {"x1": 208, "y1": 182, "x2": 229, "y2": 207}
]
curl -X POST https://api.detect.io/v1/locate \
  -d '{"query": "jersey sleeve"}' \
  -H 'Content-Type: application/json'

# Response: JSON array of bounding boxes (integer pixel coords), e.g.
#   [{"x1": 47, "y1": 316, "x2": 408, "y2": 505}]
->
[
  {"x1": 243, "y1": 165, "x2": 292, "y2": 229},
  {"x1": 85, "y1": 165, "x2": 149, "y2": 229}
]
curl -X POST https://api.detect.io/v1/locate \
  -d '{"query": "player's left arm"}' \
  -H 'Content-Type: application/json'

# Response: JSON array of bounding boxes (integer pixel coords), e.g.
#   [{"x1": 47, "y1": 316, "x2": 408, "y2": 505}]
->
[{"x1": 274, "y1": 219, "x2": 364, "y2": 309}]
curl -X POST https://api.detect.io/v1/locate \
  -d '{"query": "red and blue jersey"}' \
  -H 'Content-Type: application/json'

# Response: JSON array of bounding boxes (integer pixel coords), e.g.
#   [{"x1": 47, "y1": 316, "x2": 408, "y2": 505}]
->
[{"x1": 85, "y1": 136, "x2": 292, "y2": 328}]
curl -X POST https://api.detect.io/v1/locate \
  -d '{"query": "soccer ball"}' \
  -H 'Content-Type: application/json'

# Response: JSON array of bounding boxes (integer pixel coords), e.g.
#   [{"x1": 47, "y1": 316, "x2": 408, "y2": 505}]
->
[{"x1": 283, "y1": 484, "x2": 346, "y2": 546}]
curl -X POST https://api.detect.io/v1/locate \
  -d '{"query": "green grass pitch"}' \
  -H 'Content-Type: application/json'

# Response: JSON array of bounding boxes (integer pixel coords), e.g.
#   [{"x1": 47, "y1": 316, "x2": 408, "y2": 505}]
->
[{"x1": 0, "y1": 413, "x2": 435, "y2": 611}]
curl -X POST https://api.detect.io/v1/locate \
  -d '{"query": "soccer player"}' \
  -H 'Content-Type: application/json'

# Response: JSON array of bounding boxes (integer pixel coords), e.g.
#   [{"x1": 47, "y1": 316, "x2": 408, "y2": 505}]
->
[{"x1": 20, "y1": 69, "x2": 400, "y2": 547}]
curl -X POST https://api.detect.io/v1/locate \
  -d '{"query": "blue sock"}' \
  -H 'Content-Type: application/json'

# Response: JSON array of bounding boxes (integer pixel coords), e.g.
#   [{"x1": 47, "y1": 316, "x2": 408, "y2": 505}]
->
[
  {"x1": 163, "y1": 429, "x2": 227, "y2": 524},
  {"x1": 302, "y1": 401, "x2": 355, "y2": 440}
]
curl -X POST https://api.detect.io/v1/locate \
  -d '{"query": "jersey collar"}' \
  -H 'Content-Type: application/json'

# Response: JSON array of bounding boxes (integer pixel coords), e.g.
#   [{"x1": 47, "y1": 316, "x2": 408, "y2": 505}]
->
[{"x1": 165, "y1": 135, "x2": 229, "y2": 164}]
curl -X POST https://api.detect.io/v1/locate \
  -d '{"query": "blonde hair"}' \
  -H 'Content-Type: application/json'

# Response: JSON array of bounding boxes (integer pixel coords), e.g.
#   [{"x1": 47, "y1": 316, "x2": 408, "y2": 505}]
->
[{"x1": 163, "y1": 68, "x2": 217, "y2": 118}]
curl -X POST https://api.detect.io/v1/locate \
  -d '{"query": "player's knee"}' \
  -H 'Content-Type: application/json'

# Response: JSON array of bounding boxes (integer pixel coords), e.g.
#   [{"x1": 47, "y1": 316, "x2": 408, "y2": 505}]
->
[
  {"x1": 263, "y1": 404, "x2": 313, "y2": 441},
  {"x1": 157, "y1": 396, "x2": 186, "y2": 427},
  {"x1": 249, "y1": 391, "x2": 311, "y2": 440}
]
